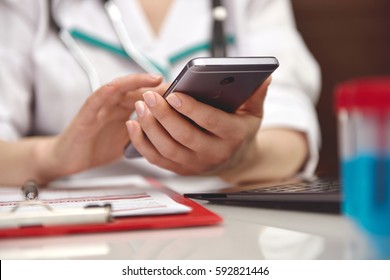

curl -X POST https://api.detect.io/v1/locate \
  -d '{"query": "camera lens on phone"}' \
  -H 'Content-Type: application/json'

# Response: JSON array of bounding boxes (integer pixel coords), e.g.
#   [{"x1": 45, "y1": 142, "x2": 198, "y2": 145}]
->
[{"x1": 220, "y1": 77, "x2": 235, "y2": 85}]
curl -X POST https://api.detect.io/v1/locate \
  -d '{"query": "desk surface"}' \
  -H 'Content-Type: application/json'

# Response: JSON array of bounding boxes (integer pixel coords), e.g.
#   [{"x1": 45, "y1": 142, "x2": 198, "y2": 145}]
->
[{"x1": 0, "y1": 176, "x2": 379, "y2": 260}]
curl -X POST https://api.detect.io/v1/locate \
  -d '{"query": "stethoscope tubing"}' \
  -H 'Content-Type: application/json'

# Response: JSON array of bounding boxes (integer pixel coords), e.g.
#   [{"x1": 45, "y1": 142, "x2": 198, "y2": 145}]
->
[
  {"x1": 104, "y1": 1, "x2": 163, "y2": 77},
  {"x1": 59, "y1": 29, "x2": 101, "y2": 91},
  {"x1": 52, "y1": 0, "x2": 228, "y2": 91}
]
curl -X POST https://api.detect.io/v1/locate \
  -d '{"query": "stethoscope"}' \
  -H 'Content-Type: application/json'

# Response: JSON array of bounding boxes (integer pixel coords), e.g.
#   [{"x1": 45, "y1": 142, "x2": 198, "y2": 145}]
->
[{"x1": 50, "y1": 0, "x2": 229, "y2": 91}]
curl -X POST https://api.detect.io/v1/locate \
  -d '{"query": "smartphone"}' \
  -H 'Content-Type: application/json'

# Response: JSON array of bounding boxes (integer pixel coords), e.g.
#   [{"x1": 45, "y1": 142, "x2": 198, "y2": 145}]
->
[
  {"x1": 163, "y1": 56, "x2": 279, "y2": 112},
  {"x1": 124, "y1": 56, "x2": 279, "y2": 158}
]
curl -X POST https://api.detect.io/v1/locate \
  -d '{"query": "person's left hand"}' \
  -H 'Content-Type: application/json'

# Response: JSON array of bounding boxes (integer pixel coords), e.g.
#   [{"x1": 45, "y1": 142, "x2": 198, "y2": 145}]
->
[
  {"x1": 36, "y1": 73, "x2": 166, "y2": 182},
  {"x1": 126, "y1": 77, "x2": 271, "y2": 176}
]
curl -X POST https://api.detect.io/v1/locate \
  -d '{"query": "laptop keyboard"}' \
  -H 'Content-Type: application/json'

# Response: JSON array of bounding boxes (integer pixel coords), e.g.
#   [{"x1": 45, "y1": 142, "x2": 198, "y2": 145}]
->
[{"x1": 240, "y1": 179, "x2": 341, "y2": 193}]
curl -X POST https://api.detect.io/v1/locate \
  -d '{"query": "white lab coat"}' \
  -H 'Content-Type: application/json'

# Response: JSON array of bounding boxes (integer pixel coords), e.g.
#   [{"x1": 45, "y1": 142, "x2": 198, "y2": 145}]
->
[{"x1": 0, "y1": 0, "x2": 321, "y2": 179}]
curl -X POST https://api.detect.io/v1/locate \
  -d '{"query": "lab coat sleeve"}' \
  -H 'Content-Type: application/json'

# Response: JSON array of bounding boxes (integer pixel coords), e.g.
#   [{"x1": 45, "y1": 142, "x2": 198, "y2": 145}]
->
[
  {"x1": 0, "y1": 1, "x2": 40, "y2": 140},
  {"x1": 230, "y1": 0, "x2": 321, "y2": 177}
]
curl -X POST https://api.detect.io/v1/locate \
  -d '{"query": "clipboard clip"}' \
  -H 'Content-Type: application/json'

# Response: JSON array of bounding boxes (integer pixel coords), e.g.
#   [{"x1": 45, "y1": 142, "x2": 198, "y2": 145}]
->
[{"x1": 0, "y1": 200, "x2": 112, "y2": 229}]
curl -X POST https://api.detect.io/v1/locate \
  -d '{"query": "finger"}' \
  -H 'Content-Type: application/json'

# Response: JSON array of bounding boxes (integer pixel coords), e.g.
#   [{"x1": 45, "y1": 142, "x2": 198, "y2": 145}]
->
[
  {"x1": 151, "y1": 82, "x2": 170, "y2": 96},
  {"x1": 126, "y1": 120, "x2": 193, "y2": 175},
  {"x1": 165, "y1": 91, "x2": 241, "y2": 138},
  {"x1": 134, "y1": 100, "x2": 200, "y2": 164},
  {"x1": 121, "y1": 82, "x2": 170, "y2": 108},
  {"x1": 107, "y1": 73, "x2": 163, "y2": 95},
  {"x1": 130, "y1": 101, "x2": 247, "y2": 175},
  {"x1": 103, "y1": 73, "x2": 164, "y2": 108},
  {"x1": 238, "y1": 76, "x2": 271, "y2": 117},
  {"x1": 126, "y1": 119, "x2": 159, "y2": 156},
  {"x1": 79, "y1": 73, "x2": 163, "y2": 122},
  {"x1": 141, "y1": 91, "x2": 219, "y2": 152}
]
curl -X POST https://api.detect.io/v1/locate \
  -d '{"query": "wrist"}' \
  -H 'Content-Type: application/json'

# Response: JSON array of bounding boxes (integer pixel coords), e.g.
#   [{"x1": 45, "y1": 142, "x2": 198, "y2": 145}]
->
[
  {"x1": 215, "y1": 137, "x2": 259, "y2": 184},
  {"x1": 32, "y1": 136, "x2": 65, "y2": 184},
  {"x1": 218, "y1": 129, "x2": 309, "y2": 184}
]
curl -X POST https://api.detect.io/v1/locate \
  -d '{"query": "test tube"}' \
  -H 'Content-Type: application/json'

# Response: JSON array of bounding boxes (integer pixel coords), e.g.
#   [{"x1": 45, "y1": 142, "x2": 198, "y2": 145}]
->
[{"x1": 336, "y1": 77, "x2": 390, "y2": 235}]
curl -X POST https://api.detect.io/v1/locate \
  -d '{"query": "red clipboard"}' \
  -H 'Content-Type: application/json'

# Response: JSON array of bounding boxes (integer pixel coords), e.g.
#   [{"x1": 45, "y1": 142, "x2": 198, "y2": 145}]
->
[{"x1": 0, "y1": 179, "x2": 223, "y2": 238}]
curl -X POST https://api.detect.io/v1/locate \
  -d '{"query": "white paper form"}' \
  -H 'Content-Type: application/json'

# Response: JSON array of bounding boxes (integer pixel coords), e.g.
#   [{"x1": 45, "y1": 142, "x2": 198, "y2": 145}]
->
[{"x1": 0, "y1": 176, "x2": 192, "y2": 217}]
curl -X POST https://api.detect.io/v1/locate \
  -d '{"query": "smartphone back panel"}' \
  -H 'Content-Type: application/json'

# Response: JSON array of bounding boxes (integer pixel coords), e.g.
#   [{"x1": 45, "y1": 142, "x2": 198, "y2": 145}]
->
[{"x1": 163, "y1": 57, "x2": 279, "y2": 112}]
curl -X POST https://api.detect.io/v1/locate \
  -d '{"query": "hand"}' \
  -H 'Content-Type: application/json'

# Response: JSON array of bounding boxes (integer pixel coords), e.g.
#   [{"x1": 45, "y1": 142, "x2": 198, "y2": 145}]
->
[
  {"x1": 126, "y1": 77, "x2": 271, "y2": 176},
  {"x1": 36, "y1": 73, "x2": 164, "y2": 182}
]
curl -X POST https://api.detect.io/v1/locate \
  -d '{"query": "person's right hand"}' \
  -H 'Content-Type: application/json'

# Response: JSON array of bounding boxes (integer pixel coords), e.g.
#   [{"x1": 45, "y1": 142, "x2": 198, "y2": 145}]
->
[{"x1": 35, "y1": 73, "x2": 164, "y2": 183}]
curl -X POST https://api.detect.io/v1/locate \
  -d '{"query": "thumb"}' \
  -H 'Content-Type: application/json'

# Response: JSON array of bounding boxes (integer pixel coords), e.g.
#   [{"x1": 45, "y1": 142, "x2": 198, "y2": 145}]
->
[{"x1": 238, "y1": 76, "x2": 272, "y2": 117}]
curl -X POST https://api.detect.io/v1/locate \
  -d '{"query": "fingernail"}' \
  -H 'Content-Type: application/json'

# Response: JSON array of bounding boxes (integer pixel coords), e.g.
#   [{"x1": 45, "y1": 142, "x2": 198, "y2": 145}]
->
[
  {"x1": 143, "y1": 91, "x2": 157, "y2": 107},
  {"x1": 126, "y1": 120, "x2": 134, "y2": 134},
  {"x1": 166, "y1": 93, "x2": 182, "y2": 108},
  {"x1": 135, "y1": 101, "x2": 145, "y2": 117}
]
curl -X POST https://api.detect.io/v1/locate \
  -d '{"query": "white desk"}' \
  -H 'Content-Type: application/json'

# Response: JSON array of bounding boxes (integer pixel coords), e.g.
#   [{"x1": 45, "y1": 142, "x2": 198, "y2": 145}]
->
[{"x1": 0, "y1": 175, "x2": 382, "y2": 260}]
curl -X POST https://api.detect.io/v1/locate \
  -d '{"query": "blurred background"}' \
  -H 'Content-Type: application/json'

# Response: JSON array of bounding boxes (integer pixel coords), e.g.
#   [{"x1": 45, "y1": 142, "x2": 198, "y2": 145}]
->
[{"x1": 291, "y1": 0, "x2": 390, "y2": 176}]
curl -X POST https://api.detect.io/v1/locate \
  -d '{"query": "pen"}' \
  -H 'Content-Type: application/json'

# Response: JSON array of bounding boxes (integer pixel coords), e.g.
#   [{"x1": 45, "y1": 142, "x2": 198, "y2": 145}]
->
[
  {"x1": 0, "y1": 203, "x2": 112, "y2": 229},
  {"x1": 22, "y1": 181, "x2": 39, "y2": 200}
]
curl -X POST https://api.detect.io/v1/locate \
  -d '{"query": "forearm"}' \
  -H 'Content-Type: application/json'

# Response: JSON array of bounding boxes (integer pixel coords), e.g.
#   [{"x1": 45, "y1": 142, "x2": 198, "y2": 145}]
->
[
  {"x1": 0, "y1": 137, "x2": 60, "y2": 186},
  {"x1": 218, "y1": 129, "x2": 309, "y2": 184}
]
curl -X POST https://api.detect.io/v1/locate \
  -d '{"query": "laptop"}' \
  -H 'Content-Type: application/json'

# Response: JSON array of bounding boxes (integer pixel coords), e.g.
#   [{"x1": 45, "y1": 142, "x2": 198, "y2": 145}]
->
[{"x1": 184, "y1": 177, "x2": 342, "y2": 214}]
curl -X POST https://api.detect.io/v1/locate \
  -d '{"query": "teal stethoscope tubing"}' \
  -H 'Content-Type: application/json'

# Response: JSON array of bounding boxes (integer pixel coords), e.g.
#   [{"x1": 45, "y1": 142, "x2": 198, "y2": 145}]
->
[
  {"x1": 52, "y1": 0, "x2": 234, "y2": 91},
  {"x1": 69, "y1": 29, "x2": 235, "y2": 79}
]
